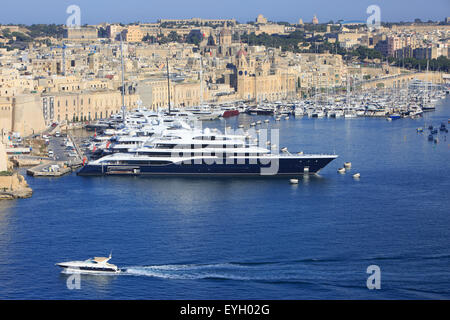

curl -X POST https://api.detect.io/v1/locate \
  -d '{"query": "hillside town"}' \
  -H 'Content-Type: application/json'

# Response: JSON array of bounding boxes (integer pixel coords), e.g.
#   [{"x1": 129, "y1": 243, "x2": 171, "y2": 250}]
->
[{"x1": 1, "y1": 15, "x2": 449, "y2": 142}]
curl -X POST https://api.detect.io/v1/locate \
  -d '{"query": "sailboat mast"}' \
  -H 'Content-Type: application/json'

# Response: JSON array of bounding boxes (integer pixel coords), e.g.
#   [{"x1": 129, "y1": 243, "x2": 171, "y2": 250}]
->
[
  {"x1": 199, "y1": 56, "x2": 204, "y2": 106},
  {"x1": 120, "y1": 34, "x2": 126, "y2": 123},
  {"x1": 166, "y1": 57, "x2": 171, "y2": 114}
]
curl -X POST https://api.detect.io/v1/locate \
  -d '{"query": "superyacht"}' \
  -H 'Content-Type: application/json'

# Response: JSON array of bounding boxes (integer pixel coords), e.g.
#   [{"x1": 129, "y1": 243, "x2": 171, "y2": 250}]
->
[{"x1": 78, "y1": 126, "x2": 338, "y2": 176}]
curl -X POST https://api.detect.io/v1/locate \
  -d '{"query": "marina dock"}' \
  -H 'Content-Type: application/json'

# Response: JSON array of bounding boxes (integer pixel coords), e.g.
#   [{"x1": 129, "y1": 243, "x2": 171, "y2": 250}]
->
[
  {"x1": 25, "y1": 132, "x2": 83, "y2": 177},
  {"x1": 26, "y1": 162, "x2": 73, "y2": 177}
]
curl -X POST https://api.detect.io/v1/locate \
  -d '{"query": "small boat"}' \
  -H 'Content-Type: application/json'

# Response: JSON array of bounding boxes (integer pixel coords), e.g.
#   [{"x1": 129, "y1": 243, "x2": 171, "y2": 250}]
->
[
  {"x1": 257, "y1": 120, "x2": 262, "y2": 125},
  {"x1": 221, "y1": 108, "x2": 240, "y2": 118},
  {"x1": 431, "y1": 129, "x2": 438, "y2": 135},
  {"x1": 338, "y1": 168, "x2": 346, "y2": 174},
  {"x1": 264, "y1": 119, "x2": 270, "y2": 123},
  {"x1": 290, "y1": 179, "x2": 299, "y2": 184},
  {"x1": 344, "y1": 162, "x2": 352, "y2": 169},
  {"x1": 416, "y1": 127, "x2": 424, "y2": 133},
  {"x1": 56, "y1": 253, "x2": 120, "y2": 274},
  {"x1": 353, "y1": 173, "x2": 361, "y2": 179},
  {"x1": 285, "y1": 116, "x2": 290, "y2": 120}
]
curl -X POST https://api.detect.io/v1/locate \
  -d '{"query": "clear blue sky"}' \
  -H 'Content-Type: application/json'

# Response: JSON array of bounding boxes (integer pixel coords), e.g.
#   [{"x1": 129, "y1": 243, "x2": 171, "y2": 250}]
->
[{"x1": 0, "y1": 0, "x2": 448, "y2": 24}]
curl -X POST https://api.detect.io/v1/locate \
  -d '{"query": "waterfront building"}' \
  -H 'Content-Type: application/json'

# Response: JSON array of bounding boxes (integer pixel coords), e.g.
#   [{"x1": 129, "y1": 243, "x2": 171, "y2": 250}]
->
[
  {"x1": 41, "y1": 90, "x2": 139, "y2": 124},
  {"x1": 0, "y1": 94, "x2": 46, "y2": 136},
  {"x1": 137, "y1": 78, "x2": 202, "y2": 109}
]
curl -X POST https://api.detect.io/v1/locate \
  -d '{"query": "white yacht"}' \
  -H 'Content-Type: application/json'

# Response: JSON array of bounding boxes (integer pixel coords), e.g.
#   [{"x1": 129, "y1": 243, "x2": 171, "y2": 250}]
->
[
  {"x1": 56, "y1": 253, "x2": 120, "y2": 274},
  {"x1": 78, "y1": 126, "x2": 338, "y2": 176}
]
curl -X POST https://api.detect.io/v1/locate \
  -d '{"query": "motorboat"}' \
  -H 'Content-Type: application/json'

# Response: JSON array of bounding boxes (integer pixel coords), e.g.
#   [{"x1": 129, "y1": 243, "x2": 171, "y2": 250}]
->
[{"x1": 56, "y1": 253, "x2": 120, "y2": 274}]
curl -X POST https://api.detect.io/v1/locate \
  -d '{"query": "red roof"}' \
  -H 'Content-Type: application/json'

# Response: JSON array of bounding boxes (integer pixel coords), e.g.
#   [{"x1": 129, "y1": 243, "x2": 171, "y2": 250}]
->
[{"x1": 237, "y1": 48, "x2": 247, "y2": 58}]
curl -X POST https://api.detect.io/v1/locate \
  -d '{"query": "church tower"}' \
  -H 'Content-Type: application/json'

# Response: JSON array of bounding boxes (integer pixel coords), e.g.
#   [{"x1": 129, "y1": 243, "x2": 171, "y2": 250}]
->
[{"x1": 235, "y1": 47, "x2": 252, "y2": 99}]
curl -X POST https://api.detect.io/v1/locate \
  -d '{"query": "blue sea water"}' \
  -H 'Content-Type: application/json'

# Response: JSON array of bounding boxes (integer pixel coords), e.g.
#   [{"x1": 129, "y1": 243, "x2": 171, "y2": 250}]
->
[{"x1": 0, "y1": 98, "x2": 449, "y2": 300}]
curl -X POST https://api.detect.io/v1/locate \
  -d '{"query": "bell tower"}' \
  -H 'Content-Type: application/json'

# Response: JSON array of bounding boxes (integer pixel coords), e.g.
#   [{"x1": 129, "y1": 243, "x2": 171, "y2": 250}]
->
[{"x1": 235, "y1": 47, "x2": 252, "y2": 99}]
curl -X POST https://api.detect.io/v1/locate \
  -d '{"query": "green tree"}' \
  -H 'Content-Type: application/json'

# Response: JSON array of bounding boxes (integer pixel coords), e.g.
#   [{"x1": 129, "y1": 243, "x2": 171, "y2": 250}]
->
[{"x1": 168, "y1": 31, "x2": 180, "y2": 42}]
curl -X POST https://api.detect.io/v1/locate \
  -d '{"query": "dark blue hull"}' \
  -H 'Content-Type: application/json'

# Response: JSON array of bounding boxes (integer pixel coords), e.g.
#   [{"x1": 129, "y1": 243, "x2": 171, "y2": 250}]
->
[{"x1": 77, "y1": 157, "x2": 337, "y2": 176}]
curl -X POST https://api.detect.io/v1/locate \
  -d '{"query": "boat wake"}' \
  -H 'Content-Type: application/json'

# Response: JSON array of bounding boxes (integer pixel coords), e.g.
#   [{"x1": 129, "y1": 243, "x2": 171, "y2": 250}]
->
[
  {"x1": 122, "y1": 262, "x2": 306, "y2": 282},
  {"x1": 122, "y1": 263, "x2": 296, "y2": 281},
  {"x1": 119, "y1": 253, "x2": 450, "y2": 283}
]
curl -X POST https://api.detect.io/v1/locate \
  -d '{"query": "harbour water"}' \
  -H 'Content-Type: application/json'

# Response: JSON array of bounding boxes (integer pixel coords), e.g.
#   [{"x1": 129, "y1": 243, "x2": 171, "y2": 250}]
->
[{"x1": 0, "y1": 98, "x2": 449, "y2": 299}]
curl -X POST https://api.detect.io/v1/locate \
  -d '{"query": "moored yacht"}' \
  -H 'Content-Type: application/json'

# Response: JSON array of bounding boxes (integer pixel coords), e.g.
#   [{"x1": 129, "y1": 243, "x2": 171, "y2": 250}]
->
[{"x1": 78, "y1": 127, "x2": 338, "y2": 176}]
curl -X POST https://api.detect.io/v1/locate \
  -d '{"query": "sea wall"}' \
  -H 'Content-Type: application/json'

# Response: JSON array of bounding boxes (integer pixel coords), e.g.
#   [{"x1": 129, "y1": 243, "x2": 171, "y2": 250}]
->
[{"x1": 0, "y1": 173, "x2": 33, "y2": 200}]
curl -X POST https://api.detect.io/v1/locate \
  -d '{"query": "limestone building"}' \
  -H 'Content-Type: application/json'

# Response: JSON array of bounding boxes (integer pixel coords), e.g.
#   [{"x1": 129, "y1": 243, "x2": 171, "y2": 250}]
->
[
  {"x1": 230, "y1": 48, "x2": 297, "y2": 101},
  {"x1": 64, "y1": 27, "x2": 98, "y2": 41},
  {"x1": 41, "y1": 90, "x2": 140, "y2": 124}
]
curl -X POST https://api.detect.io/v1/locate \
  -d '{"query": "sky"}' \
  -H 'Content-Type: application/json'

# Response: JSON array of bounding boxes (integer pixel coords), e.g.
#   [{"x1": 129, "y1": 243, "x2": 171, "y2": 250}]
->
[{"x1": 0, "y1": 0, "x2": 448, "y2": 25}]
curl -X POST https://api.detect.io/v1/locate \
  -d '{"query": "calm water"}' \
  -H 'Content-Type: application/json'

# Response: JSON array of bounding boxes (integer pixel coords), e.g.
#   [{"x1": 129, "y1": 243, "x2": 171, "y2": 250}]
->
[{"x1": 1, "y1": 98, "x2": 449, "y2": 299}]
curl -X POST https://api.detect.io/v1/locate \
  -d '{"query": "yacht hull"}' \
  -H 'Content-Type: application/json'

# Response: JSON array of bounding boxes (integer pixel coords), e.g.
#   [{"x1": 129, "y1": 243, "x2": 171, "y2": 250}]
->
[
  {"x1": 77, "y1": 156, "x2": 338, "y2": 176},
  {"x1": 222, "y1": 110, "x2": 240, "y2": 118},
  {"x1": 59, "y1": 266, "x2": 121, "y2": 274}
]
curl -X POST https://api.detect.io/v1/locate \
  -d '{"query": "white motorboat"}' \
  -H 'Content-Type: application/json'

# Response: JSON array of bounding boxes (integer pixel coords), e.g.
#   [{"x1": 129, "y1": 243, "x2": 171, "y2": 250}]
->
[{"x1": 56, "y1": 253, "x2": 120, "y2": 274}]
